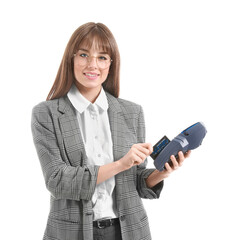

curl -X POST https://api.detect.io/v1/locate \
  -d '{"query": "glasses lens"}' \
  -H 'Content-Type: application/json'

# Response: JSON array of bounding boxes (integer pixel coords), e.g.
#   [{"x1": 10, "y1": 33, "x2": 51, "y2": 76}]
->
[
  {"x1": 75, "y1": 52, "x2": 112, "y2": 69},
  {"x1": 97, "y1": 56, "x2": 111, "y2": 69}
]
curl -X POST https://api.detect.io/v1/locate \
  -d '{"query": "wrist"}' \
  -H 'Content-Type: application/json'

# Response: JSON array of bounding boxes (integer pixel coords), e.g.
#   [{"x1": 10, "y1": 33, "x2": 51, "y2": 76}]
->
[
  {"x1": 146, "y1": 170, "x2": 166, "y2": 188},
  {"x1": 116, "y1": 158, "x2": 128, "y2": 172}
]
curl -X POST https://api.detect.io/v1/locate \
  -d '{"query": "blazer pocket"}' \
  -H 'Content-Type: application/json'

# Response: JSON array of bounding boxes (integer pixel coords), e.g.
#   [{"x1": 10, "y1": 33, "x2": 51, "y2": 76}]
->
[
  {"x1": 49, "y1": 203, "x2": 82, "y2": 224},
  {"x1": 48, "y1": 216, "x2": 80, "y2": 225},
  {"x1": 45, "y1": 217, "x2": 83, "y2": 240}
]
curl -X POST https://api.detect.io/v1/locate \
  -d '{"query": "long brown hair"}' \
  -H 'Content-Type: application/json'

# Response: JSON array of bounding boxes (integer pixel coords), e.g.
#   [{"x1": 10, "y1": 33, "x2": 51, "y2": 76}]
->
[{"x1": 46, "y1": 22, "x2": 120, "y2": 100}]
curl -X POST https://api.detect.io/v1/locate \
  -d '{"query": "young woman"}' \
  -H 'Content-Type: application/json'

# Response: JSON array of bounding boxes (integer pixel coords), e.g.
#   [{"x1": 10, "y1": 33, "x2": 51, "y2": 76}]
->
[{"x1": 31, "y1": 22, "x2": 191, "y2": 240}]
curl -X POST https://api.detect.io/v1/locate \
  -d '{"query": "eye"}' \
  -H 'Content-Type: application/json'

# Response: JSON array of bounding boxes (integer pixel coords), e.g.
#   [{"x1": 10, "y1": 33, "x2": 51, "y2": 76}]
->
[
  {"x1": 98, "y1": 55, "x2": 109, "y2": 61},
  {"x1": 79, "y1": 53, "x2": 88, "y2": 58}
]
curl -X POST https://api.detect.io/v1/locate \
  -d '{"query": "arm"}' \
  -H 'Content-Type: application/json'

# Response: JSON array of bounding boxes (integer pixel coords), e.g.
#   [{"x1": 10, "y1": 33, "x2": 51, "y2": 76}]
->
[
  {"x1": 97, "y1": 161, "x2": 123, "y2": 184},
  {"x1": 97, "y1": 135, "x2": 191, "y2": 190},
  {"x1": 135, "y1": 105, "x2": 165, "y2": 199},
  {"x1": 97, "y1": 143, "x2": 153, "y2": 184},
  {"x1": 133, "y1": 106, "x2": 193, "y2": 198},
  {"x1": 135, "y1": 105, "x2": 191, "y2": 196},
  {"x1": 145, "y1": 150, "x2": 192, "y2": 188},
  {"x1": 32, "y1": 103, "x2": 157, "y2": 199},
  {"x1": 31, "y1": 104, "x2": 99, "y2": 201},
  {"x1": 93, "y1": 104, "x2": 191, "y2": 191}
]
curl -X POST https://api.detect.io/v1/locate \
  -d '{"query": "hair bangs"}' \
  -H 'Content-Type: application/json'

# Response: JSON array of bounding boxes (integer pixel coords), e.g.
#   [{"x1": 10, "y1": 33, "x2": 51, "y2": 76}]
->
[{"x1": 78, "y1": 27, "x2": 112, "y2": 56}]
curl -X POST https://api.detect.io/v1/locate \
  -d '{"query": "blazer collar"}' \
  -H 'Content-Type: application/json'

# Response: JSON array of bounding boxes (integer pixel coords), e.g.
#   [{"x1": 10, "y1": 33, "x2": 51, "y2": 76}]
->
[
  {"x1": 105, "y1": 92, "x2": 122, "y2": 113},
  {"x1": 58, "y1": 95, "x2": 74, "y2": 114},
  {"x1": 58, "y1": 91, "x2": 122, "y2": 115}
]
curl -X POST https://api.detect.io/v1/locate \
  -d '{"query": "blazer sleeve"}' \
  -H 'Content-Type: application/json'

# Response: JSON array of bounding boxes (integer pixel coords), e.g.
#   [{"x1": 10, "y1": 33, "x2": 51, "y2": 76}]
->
[
  {"x1": 136, "y1": 105, "x2": 164, "y2": 199},
  {"x1": 31, "y1": 103, "x2": 99, "y2": 201}
]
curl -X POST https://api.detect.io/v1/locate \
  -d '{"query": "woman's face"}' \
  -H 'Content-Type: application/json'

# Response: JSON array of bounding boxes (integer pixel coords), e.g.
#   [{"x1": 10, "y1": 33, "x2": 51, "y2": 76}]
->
[{"x1": 73, "y1": 41, "x2": 111, "y2": 99}]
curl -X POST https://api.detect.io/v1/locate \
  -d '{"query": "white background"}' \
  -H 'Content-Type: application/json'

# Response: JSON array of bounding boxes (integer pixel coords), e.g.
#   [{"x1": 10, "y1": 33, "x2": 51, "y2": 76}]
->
[{"x1": 1, "y1": 0, "x2": 231, "y2": 239}]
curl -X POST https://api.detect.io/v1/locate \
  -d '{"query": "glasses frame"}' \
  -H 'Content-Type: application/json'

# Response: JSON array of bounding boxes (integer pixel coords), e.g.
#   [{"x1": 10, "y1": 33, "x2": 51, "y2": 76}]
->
[{"x1": 73, "y1": 52, "x2": 113, "y2": 70}]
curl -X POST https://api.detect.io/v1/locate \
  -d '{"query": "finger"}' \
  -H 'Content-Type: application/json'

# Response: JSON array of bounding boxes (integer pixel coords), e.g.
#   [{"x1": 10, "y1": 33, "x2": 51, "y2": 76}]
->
[
  {"x1": 139, "y1": 142, "x2": 153, "y2": 152},
  {"x1": 184, "y1": 150, "x2": 191, "y2": 158},
  {"x1": 133, "y1": 147, "x2": 147, "y2": 161},
  {"x1": 133, "y1": 160, "x2": 143, "y2": 166},
  {"x1": 134, "y1": 145, "x2": 150, "y2": 156},
  {"x1": 170, "y1": 155, "x2": 179, "y2": 169},
  {"x1": 130, "y1": 148, "x2": 146, "y2": 165},
  {"x1": 177, "y1": 151, "x2": 185, "y2": 166},
  {"x1": 147, "y1": 143, "x2": 153, "y2": 154},
  {"x1": 136, "y1": 143, "x2": 153, "y2": 155},
  {"x1": 133, "y1": 154, "x2": 145, "y2": 165},
  {"x1": 139, "y1": 142, "x2": 152, "y2": 147},
  {"x1": 164, "y1": 162, "x2": 172, "y2": 172}
]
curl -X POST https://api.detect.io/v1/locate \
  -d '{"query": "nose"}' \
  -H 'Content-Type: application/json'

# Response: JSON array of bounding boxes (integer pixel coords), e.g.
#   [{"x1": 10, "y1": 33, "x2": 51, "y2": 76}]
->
[{"x1": 87, "y1": 56, "x2": 98, "y2": 68}]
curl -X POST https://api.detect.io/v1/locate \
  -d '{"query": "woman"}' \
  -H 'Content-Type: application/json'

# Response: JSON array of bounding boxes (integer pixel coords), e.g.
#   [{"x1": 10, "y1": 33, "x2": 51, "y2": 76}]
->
[{"x1": 31, "y1": 22, "x2": 190, "y2": 240}]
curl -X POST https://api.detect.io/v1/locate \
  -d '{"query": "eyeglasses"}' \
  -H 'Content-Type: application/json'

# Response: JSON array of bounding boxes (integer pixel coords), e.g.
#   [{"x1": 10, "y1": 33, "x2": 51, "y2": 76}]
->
[{"x1": 73, "y1": 50, "x2": 112, "y2": 69}]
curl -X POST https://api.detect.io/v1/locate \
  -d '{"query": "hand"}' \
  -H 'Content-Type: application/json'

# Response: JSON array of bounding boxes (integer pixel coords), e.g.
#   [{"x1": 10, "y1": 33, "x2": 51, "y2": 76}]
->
[
  {"x1": 146, "y1": 150, "x2": 192, "y2": 188},
  {"x1": 119, "y1": 143, "x2": 153, "y2": 171},
  {"x1": 163, "y1": 150, "x2": 191, "y2": 176}
]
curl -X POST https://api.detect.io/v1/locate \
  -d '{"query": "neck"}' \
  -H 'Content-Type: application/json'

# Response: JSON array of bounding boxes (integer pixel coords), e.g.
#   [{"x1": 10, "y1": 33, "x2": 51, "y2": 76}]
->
[{"x1": 74, "y1": 82, "x2": 101, "y2": 103}]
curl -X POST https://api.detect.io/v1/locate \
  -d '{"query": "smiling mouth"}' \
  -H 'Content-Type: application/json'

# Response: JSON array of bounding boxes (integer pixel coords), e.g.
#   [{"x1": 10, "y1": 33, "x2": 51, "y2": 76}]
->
[
  {"x1": 84, "y1": 73, "x2": 100, "y2": 77},
  {"x1": 83, "y1": 72, "x2": 100, "y2": 80}
]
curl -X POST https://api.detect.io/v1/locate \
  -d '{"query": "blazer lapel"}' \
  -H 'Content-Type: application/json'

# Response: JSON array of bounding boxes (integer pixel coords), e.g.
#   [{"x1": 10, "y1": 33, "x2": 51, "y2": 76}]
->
[
  {"x1": 58, "y1": 93, "x2": 127, "y2": 168},
  {"x1": 106, "y1": 93, "x2": 139, "y2": 213},
  {"x1": 106, "y1": 92, "x2": 137, "y2": 161},
  {"x1": 57, "y1": 93, "x2": 136, "y2": 169},
  {"x1": 106, "y1": 93, "x2": 127, "y2": 161},
  {"x1": 58, "y1": 96, "x2": 87, "y2": 167}
]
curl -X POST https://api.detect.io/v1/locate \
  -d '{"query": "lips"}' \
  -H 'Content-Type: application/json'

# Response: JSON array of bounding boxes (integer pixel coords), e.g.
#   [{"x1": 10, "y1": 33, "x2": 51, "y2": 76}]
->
[{"x1": 84, "y1": 72, "x2": 100, "y2": 80}]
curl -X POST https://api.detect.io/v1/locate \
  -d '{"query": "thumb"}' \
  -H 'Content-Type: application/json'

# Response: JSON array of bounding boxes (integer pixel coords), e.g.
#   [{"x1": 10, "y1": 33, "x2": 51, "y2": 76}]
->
[{"x1": 140, "y1": 142, "x2": 153, "y2": 154}]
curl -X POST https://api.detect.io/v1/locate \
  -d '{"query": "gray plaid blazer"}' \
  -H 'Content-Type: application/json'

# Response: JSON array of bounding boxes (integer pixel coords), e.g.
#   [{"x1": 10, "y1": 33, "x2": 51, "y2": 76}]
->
[{"x1": 31, "y1": 91, "x2": 163, "y2": 240}]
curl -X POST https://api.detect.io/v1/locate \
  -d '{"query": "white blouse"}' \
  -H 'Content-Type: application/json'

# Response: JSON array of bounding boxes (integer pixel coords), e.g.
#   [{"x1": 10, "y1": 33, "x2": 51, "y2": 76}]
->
[{"x1": 67, "y1": 84, "x2": 117, "y2": 220}]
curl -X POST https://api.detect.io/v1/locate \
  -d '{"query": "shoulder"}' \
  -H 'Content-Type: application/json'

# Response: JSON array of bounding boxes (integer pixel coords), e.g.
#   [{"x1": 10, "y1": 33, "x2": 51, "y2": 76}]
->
[
  {"x1": 117, "y1": 97, "x2": 142, "y2": 113},
  {"x1": 31, "y1": 98, "x2": 66, "y2": 124},
  {"x1": 105, "y1": 91, "x2": 144, "y2": 125},
  {"x1": 32, "y1": 98, "x2": 59, "y2": 115},
  {"x1": 106, "y1": 91, "x2": 143, "y2": 114}
]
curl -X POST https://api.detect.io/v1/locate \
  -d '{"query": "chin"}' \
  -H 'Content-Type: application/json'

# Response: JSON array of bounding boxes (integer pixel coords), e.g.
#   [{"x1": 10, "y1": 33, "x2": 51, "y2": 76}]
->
[{"x1": 79, "y1": 82, "x2": 102, "y2": 90}]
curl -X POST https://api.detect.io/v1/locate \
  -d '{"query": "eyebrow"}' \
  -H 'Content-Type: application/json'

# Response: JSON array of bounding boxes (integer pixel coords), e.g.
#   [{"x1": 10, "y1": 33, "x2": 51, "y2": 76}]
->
[{"x1": 78, "y1": 48, "x2": 109, "y2": 55}]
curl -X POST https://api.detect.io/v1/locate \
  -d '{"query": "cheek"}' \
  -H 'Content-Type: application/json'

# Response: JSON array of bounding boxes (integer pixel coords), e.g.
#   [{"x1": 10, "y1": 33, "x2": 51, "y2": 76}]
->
[
  {"x1": 73, "y1": 64, "x2": 82, "y2": 78},
  {"x1": 101, "y1": 69, "x2": 110, "y2": 80}
]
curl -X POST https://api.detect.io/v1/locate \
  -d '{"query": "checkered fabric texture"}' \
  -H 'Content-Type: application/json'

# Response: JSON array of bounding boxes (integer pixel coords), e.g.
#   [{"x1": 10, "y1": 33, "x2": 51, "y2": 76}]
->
[{"x1": 31, "y1": 91, "x2": 163, "y2": 240}]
